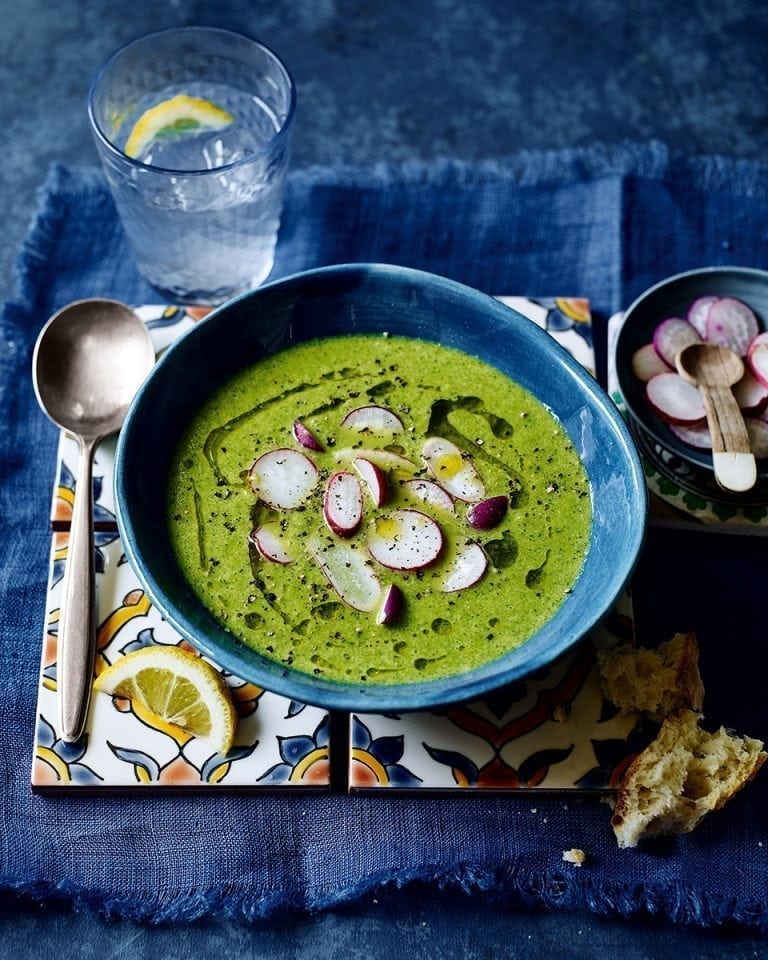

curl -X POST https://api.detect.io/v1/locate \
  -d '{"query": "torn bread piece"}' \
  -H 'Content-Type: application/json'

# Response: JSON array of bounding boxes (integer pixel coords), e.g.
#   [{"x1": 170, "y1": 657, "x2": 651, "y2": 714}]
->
[
  {"x1": 612, "y1": 709, "x2": 766, "y2": 848},
  {"x1": 597, "y1": 631, "x2": 704, "y2": 721}
]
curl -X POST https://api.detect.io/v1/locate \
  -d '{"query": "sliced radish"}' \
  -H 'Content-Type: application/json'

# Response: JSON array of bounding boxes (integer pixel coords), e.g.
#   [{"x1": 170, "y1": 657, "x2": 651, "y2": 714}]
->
[
  {"x1": 746, "y1": 418, "x2": 768, "y2": 459},
  {"x1": 669, "y1": 420, "x2": 711, "y2": 450},
  {"x1": 334, "y1": 447, "x2": 418, "y2": 474},
  {"x1": 467, "y1": 495, "x2": 509, "y2": 530},
  {"x1": 401, "y1": 478, "x2": 456, "y2": 514},
  {"x1": 307, "y1": 536, "x2": 382, "y2": 612},
  {"x1": 706, "y1": 298, "x2": 760, "y2": 356},
  {"x1": 733, "y1": 368, "x2": 768, "y2": 415},
  {"x1": 652, "y1": 317, "x2": 702, "y2": 367},
  {"x1": 249, "y1": 524, "x2": 295, "y2": 564},
  {"x1": 352, "y1": 457, "x2": 389, "y2": 506},
  {"x1": 323, "y1": 471, "x2": 364, "y2": 538},
  {"x1": 440, "y1": 541, "x2": 488, "y2": 593},
  {"x1": 368, "y1": 509, "x2": 444, "y2": 570},
  {"x1": 422, "y1": 437, "x2": 486, "y2": 502},
  {"x1": 747, "y1": 333, "x2": 768, "y2": 388},
  {"x1": 686, "y1": 295, "x2": 719, "y2": 338},
  {"x1": 631, "y1": 342, "x2": 672, "y2": 381},
  {"x1": 341, "y1": 405, "x2": 404, "y2": 435},
  {"x1": 292, "y1": 419, "x2": 324, "y2": 452},
  {"x1": 249, "y1": 448, "x2": 318, "y2": 510},
  {"x1": 646, "y1": 373, "x2": 706, "y2": 425},
  {"x1": 376, "y1": 583, "x2": 404, "y2": 625}
]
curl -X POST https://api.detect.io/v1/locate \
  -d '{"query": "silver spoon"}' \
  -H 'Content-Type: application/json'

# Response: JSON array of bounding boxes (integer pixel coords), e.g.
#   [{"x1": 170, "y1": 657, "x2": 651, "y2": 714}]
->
[{"x1": 33, "y1": 299, "x2": 155, "y2": 742}]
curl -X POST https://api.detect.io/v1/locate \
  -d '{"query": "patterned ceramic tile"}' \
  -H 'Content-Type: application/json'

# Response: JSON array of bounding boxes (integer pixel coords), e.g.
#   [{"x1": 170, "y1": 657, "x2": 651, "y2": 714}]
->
[
  {"x1": 348, "y1": 592, "x2": 643, "y2": 791},
  {"x1": 32, "y1": 534, "x2": 331, "y2": 790}
]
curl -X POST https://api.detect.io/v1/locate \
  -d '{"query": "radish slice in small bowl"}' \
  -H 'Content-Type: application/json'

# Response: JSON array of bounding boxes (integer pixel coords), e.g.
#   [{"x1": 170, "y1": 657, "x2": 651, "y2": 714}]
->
[
  {"x1": 669, "y1": 420, "x2": 712, "y2": 450},
  {"x1": 401, "y1": 478, "x2": 455, "y2": 514},
  {"x1": 368, "y1": 509, "x2": 444, "y2": 570},
  {"x1": 249, "y1": 448, "x2": 318, "y2": 510},
  {"x1": 747, "y1": 332, "x2": 768, "y2": 388},
  {"x1": 733, "y1": 368, "x2": 768, "y2": 415},
  {"x1": 307, "y1": 536, "x2": 382, "y2": 612},
  {"x1": 686, "y1": 295, "x2": 719, "y2": 338},
  {"x1": 440, "y1": 541, "x2": 488, "y2": 593},
  {"x1": 706, "y1": 297, "x2": 759, "y2": 356},
  {"x1": 323, "y1": 471, "x2": 364, "y2": 538},
  {"x1": 341, "y1": 405, "x2": 404, "y2": 435},
  {"x1": 422, "y1": 436, "x2": 486, "y2": 502},
  {"x1": 652, "y1": 317, "x2": 701, "y2": 367},
  {"x1": 352, "y1": 457, "x2": 389, "y2": 506},
  {"x1": 645, "y1": 372, "x2": 706, "y2": 425},
  {"x1": 249, "y1": 524, "x2": 295, "y2": 564},
  {"x1": 746, "y1": 418, "x2": 768, "y2": 459},
  {"x1": 631, "y1": 343, "x2": 672, "y2": 381}
]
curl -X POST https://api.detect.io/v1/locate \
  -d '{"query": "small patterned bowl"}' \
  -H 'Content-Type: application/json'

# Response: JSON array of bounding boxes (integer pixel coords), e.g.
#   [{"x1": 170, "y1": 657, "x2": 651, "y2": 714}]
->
[
  {"x1": 115, "y1": 264, "x2": 647, "y2": 712},
  {"x1": 615, "y1": 266, "x2": 768, "y2": 507}
]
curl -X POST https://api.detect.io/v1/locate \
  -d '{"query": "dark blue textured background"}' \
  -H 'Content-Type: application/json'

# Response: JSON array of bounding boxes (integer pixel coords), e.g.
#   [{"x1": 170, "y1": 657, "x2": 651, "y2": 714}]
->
[{"x1": 3, "y1": 1, "x2": 768, "y2": 956}]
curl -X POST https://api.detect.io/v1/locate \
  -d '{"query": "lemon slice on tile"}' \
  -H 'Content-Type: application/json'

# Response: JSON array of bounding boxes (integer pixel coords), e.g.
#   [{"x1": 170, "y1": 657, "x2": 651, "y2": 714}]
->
[
  {"x1": 124, "y1": 94, "x2": 235, "y2": 159},
  {"x1": 93, "y1": 645, "x2": 237, "y2": 754}
]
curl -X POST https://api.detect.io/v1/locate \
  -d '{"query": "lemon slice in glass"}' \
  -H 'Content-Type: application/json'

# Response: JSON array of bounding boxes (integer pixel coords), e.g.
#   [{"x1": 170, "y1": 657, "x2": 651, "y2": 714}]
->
[
  {"x1": 123, "y1": 94, "x2": 235, "y2": 160},
  {"x1": 93, "y1": 645, "x2": 237, "y2": 754}
]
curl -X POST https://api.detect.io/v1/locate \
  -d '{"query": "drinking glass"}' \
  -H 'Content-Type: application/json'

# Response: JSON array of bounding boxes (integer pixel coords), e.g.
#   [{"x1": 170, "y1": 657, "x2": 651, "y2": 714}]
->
[{"x1": 88, "y1": 27, "x2": 295, "y2": 304}]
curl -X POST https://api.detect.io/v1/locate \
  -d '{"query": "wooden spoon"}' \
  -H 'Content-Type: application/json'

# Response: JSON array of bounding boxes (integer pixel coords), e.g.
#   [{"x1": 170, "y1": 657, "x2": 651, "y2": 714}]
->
[{"x1": 675, "y1": 342, "x2": 756, "y2": 494}]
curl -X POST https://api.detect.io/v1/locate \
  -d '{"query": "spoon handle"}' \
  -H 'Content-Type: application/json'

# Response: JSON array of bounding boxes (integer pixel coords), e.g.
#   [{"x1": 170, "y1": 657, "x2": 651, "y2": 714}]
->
[
  {"x1": 702, "y1": 386, "x2": 757, "y2": 493},
  {"x1": 58, "y1": 435, "x2": 98, "y2": 742}
]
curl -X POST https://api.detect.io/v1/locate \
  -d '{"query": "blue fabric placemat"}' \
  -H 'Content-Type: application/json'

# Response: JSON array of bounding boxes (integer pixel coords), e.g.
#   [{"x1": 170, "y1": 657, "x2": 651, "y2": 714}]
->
[{"x1": 2, "y1": 142, "x2": 768, "y2": 928}]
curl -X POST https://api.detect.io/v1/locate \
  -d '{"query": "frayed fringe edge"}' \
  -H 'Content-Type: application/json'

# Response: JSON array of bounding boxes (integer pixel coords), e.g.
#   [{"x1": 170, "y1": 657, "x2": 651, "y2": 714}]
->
[{"x1": 5, "y1": 864, "x2": 768, "y2": 932}]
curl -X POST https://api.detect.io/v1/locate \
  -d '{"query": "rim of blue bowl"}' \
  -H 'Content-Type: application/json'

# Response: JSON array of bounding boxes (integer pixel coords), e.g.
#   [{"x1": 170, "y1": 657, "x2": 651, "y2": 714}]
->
[{"x1": 115, "y1": 263, "x2": 648, "y2": 712}]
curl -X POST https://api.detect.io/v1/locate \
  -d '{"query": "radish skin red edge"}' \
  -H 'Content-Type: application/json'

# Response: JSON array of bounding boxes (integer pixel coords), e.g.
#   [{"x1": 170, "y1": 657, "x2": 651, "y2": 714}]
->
[
  {"x1": 352, "y1": 457, "x2": 389, "y2": 506},
  {"x1": 249, "y1": 525, "x2": 295, "y2": 564},
  {"x1": 631, "y1": 343, "x2": 672, "y2": 382},
  {"x1": 747, "y1": 334, "x2": 768, "y2": 389},
  {"x1": 467, "y1": 495, "x2": 508, "y2": 530},
  {"x1": 401, "y1": 478, "x2": 455, "y2": 513},
  {"x1": 340, "y1": 405, "x2": 404, "y2": 434},
  {"x1": 706, "y1": 298, "x2": 759, "y2": 356},
  {"x1": 307, "y1": 537, "x2": 382, "y2": 612},
  {"x1": 652, "y1": 317, "x2": 702, "y2": 367},
  {"x1": 422, "y1": 436, "x2": 486, "y2": 502},
  {"x1": 292, "y1": 419, "x2": 325, "y2": 452},
  {"x1": 645, "y1": 373, "x2": 706, "y2": 425},
  {"x1": 323, "y1": 471, "x2": 364, "y2": 537},
  {"x1": 376, "y1": 583, "x2": 404, "y2": 625},
  {"x1": 441, "y1": 541, "x2": 488, "y2": 592}
]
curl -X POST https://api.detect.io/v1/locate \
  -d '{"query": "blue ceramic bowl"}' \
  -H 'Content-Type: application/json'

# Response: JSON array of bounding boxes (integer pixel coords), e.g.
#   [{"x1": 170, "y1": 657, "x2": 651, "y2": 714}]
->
[{"x1": 115, "y1": 264, "x2": 647, "y2": 711}]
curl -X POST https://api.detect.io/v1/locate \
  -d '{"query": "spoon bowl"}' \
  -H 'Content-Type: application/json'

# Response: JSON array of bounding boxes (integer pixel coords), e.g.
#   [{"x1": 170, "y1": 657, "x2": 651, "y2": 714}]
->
[
  {"x1": 676, "y1": 342, "x2": 756, "y2": 494},
  {"x1": 33, "y1": 299, "x2": 155, "y2": 741}
]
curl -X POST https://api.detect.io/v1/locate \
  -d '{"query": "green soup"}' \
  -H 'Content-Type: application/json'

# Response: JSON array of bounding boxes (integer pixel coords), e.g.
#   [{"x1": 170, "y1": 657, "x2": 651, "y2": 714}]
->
[{"x1": 167, "y1": 334, "x2": 591, "y2": 685}]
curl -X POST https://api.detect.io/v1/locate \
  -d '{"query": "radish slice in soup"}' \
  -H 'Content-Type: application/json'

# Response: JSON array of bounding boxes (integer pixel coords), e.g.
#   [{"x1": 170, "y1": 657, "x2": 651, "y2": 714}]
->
[
  {"x1": 249, "y1": 448, "x2": 318, "y2": 509},
  {"x1": 334, "y1": 447, "x2": 418, "y2": 474},
  {"x1": 467, "y1": 495, "x2": 509, "y2": 530},
  {"x1": 422, "y1": 437, "x2": 486, "y2": 502},
  {"x1": 292, "y1": 419, "x2": 324, "y2": 452},
  {"x1": 440, "y1": 541, "x2": 488, "y2": 593},
  {"x1": 249, "y1": 525, "x2": 295, "y2": 564},
  {"x1": 323, "y1": 471, "x2": 364, "y2": 537},
  {"x1": 368, "y1": 509, "x2": 444, "y2": 570},
  {"x1": 307, "y1": 537, "x2": 382, "y2": 612},
  {"x1": 706, "y1": 297, "x2": 759, "y2": 356},
  {"x1": 652, "y1": 317, "x2": 701, "y2": 367},
  {"x1": 341, "y1": 405, "x2": 404, "y2": 434},
  {"x1": 376, "y1": 583, "x2": 404, "y2": 625},
  {"x1": 645, "y1": 373, "x2": 706, "y2": 425},
  {"x1": 631, "y1": 343, "x2": 672, "y2": 381},
  {"x1": 352, "y1": 457, "x2": 389, "y2": 506},
  {"x1": 401, "y1": 478, "x2": 455, "y2": 513}
]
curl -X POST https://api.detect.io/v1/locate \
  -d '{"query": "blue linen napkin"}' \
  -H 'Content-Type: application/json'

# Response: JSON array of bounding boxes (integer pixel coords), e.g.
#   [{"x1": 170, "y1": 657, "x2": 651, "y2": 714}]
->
[{"x1": 2, "y1": 142, "x2": 768, "y2": 927}]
